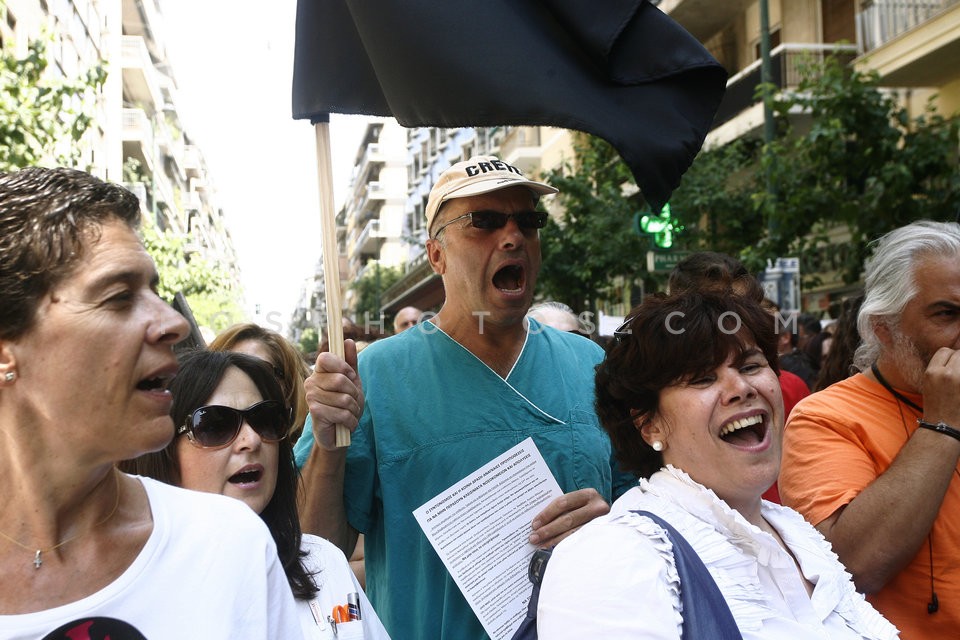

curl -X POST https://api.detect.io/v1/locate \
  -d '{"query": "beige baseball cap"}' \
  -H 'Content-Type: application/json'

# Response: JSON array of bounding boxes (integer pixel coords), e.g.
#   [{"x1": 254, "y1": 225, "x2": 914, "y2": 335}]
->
[{"x1": 425, "y1": 155, "x2": 558, "y2": 235}]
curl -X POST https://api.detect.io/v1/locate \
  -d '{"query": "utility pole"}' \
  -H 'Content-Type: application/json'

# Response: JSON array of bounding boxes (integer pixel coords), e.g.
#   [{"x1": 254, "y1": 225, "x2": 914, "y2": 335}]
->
[
  {"x1": 759, "y1": 0, "x2": 778, "y2": 238},
  {"x1": 760, "y1": 0, "x2": 775, "y2": 147}
]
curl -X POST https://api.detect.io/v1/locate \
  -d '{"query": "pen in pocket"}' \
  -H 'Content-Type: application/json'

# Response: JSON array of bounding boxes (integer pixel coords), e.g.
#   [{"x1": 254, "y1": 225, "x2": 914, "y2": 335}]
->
[{"x1": 347, "y1": 591, "x2": 362, "y2": 620}]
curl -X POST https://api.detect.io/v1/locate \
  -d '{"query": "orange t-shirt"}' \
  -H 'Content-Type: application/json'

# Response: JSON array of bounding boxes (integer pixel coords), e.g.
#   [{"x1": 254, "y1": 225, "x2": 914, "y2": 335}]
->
[{"x1": 780, "y1": 373, "x2": 960, "y2": 639}]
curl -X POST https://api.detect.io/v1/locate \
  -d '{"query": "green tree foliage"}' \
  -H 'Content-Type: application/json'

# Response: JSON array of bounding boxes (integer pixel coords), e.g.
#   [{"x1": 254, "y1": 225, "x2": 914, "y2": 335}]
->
[
  {"x1": 0, "y1": 6, "x2": 245, "y2": 336},
  {"x1": 667, "y1": 54, "x2": 960, "y2": 283},
  {"x1": 298, "y1": 326, "x2": 319, "y2": 356},
  {"x1": 0, "y1": 20, "x2": 105, "y2": 171},
  {"x1": 538, "y1": 134, "x2": 650, "y2": 313},
  {"x1": 667, "y1": 138, "x2": 765, "y2": 256},
  {"x1": 749, "y1": 55, "x2": 960, "y2": 280},
  {"x1": 141, "y1": 224, "x2": 244, "y2": 333},
  {"x1": 351, "y1": 263, "x2": 402, "y2": 323}
]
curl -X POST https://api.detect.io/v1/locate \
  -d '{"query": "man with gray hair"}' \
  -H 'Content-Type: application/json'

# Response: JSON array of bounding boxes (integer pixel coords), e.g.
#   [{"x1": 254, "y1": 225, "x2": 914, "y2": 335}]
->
[
  {"x1": 527, "y1": 300, "x2": 580, "y2": 333},
  {"x1": 779, "y1": 220, "x2": 960, "y2": 638}
]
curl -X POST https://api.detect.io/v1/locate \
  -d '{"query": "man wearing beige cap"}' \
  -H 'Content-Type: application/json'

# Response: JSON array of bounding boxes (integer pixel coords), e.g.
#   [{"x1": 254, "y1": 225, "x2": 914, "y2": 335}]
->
[{"x1": 298, "y1": 155, "x2": 636, "y2": 639}]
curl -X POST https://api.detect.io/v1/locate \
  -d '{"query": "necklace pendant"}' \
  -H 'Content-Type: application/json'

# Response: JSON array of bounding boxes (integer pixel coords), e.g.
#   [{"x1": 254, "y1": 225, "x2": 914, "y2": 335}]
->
[{"x1": 34, "y1": 549, "x2": 42, "y2": 569}]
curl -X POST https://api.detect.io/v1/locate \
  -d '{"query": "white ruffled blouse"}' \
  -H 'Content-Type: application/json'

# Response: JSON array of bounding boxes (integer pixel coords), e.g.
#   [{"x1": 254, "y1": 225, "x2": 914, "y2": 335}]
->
[{"x1": 536, "y1": 466, "x2": 899, "y2": 639}]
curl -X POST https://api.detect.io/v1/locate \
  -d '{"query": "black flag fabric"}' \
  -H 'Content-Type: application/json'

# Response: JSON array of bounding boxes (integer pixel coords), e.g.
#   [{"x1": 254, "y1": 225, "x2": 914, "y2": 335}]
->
[{"x1": 292, "y1": 0, "x2": 727, "y2": 210}]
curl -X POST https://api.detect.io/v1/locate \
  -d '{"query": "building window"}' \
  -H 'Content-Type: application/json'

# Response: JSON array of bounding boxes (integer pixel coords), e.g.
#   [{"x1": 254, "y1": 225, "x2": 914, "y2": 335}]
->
[
  {"x1": 822, "y1": 0, "x2": 855, "y2": 43},
  {"x1": 754, "y1": 27, "x2": 782, "y2": 60}
]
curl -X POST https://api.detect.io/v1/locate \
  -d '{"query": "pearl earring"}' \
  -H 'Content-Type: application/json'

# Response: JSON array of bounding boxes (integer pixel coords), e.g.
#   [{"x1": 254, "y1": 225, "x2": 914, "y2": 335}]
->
[
  {"x1": 4, "y1": 372, "x2": 15, "y2": 382},
  {"x1": 651, "y1": 440, "x2": 663, "y2": 452}
]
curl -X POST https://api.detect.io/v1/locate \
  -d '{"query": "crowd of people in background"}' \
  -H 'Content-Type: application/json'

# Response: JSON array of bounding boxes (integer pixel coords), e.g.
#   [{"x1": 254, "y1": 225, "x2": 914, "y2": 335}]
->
[{"x1": 4, "y1": 159, "x2": 960, "y2": 639}]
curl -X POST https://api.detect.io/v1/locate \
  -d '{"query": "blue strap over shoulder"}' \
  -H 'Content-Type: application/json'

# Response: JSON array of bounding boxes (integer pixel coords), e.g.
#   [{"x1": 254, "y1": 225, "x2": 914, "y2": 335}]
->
[
  {"x1": 633, "y1": 510, "x2": 742, "y2": 640},
  {"x1": 510, "y1": 509, "x2": 742, "y2": 639}
]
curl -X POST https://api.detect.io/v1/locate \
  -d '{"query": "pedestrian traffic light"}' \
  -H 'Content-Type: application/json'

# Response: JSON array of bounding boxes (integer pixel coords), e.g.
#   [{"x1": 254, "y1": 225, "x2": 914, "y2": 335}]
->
[{"x1": 634, "y1": 203, "x2": 681, "y2": 249}]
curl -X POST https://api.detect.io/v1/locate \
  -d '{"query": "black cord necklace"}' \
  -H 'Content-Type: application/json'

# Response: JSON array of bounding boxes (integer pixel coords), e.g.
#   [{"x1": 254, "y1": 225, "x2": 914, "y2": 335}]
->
[
  {"x1": 871, "y1": 363, "x2": 923, "y2": 412},
  {"x1": 872, "y1": 362, "x2": 942, "y2": 614}
]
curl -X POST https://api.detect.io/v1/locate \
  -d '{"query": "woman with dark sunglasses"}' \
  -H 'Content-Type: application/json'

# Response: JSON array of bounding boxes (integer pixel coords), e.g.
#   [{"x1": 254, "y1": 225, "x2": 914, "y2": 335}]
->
[
  {"x1": 209, "y1": 322, "x2": 313, "y2": 441},
  {"x1": 126, "y1": 350, "x2": 390, "y2": 639}
]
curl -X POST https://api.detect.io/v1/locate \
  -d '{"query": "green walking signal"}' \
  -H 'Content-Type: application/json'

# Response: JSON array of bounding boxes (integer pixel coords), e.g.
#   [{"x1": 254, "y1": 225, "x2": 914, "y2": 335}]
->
[{"x1": 634, "y1": 203, "x2": 681, "y2": 249}]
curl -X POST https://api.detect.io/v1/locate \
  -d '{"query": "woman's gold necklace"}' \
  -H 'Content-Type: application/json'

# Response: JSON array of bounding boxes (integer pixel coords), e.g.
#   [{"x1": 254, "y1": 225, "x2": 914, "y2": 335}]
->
[{"x1": 0, "y1": 470, "x2": 121, "y2": 569}]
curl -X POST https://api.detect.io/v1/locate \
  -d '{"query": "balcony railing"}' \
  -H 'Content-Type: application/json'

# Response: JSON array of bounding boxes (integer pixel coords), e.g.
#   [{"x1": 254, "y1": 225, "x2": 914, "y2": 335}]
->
[
  {"x1": 121, "y1": 35, "x2": 164, "y2": 110},
  {"x1": 353, "y1": 181, "x2": 388, "y2": 217},
  {"x1": 712, "y1": 43, "x2": 858, "y2": 130},
  {"x1": 366, "y1": 182, "x2": 387, "y2": 199},
  {"x1": 355, "y1": 143, "x2": 385, "y2": 182},
  {"x1": 184, "y1": 189, "x2": 204, "y2": 212},
  {"x1": 858, "y1": 0, "x2": 959, "y2": 53},
  {"x1": 122, "y1": 108, "x2": 153, "y2": 146},
  {"x1": 354, "y1": 219, "x2": 383, "y2": 256},
  {"x1": 499, "y1": 126, "x2": 543, "y2": 173},
  {"x1": 183, "y1": 145, "x2": 203, "y2": 178}
]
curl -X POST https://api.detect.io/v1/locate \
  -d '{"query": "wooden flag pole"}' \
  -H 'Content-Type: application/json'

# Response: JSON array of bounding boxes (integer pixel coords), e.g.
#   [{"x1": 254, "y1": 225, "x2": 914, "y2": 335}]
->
[{"x1": 314, "y1": 120, "x2": 351, "y2": 448}]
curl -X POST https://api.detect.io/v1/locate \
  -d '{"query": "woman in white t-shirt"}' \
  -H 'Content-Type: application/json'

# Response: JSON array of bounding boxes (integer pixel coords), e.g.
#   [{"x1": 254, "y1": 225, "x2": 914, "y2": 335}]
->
[
  {"x1": 129, "y1": 349, "x2": 390, "y2": 640},
  {"x1": 0, "y1": 167, "x2": 299, "y2": 639}
]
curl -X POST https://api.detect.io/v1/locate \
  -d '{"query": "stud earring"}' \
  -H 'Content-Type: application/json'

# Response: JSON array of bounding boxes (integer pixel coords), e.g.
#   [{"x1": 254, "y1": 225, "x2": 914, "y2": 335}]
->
[
  {"x1": 651, "y1": 440, "x2": 664, "y2": 452},
  {"x1": 4, "y1": 372, "x2": 15, "y2": 382}
]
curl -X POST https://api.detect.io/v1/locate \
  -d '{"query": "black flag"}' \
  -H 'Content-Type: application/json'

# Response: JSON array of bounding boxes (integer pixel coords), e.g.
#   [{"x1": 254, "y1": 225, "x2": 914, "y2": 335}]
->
[{"x1": 292, "y1": 0, "x2": 727, "y2": 210}]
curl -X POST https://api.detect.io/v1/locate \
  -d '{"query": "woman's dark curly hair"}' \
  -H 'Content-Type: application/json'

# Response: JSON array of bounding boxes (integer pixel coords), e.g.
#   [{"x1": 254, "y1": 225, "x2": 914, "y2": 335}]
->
[{"x1": 596, "y1": 291, "x2": 779, "y2": 478}]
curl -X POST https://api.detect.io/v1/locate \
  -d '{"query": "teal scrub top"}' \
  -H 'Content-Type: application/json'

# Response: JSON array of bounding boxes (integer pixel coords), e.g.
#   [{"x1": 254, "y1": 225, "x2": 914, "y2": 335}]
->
[{"x1": 294, "y1": 319, "x2": 636, "y2": 639}]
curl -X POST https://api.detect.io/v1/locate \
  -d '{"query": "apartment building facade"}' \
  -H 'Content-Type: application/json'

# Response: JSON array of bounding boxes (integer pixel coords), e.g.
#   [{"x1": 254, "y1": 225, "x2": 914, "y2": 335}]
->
[
  {"x1": 336, "y1": 119, "x2": 408, "y2": 316},
  {"x1": 1, "y1": 0, "x2": 241, "y2": 296}
]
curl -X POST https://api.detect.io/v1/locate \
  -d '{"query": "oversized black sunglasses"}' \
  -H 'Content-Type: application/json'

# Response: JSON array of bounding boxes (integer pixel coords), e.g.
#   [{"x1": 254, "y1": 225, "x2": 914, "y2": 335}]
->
[
  {"x1": 176, "y1": 400, "x2": 290, "y2": 449},
  {"x1": 432, "y1": 210, "x2": 548, "y2": 239}
]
